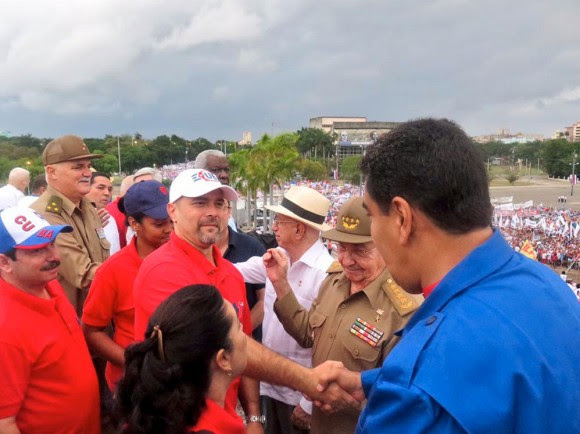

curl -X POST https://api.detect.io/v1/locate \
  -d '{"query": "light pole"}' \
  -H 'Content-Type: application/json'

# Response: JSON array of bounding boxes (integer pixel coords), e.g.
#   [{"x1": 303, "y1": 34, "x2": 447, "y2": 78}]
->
[
  {"x1": 571, "y1": 153, "x2": 577, "y2": 196},
  {"x1": 359, "y1": 144, "x2": 364, "y2": 195},
  {"x1": 117, "y1": 136, "x2": 122, "y2": 175}
]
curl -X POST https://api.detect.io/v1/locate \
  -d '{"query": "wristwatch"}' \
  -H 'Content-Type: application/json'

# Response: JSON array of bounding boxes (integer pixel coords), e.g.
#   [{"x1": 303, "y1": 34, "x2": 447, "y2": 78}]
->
[{"x1": 246, "y1": 415, "x2": 266, "y2": 424}]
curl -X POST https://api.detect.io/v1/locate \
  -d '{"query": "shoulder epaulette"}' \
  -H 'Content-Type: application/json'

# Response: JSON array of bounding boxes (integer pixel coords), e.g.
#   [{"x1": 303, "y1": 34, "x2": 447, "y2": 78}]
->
[
  {"x1": 45, "y1": 196, "x2": 63, "y2": 214},
  {"x1": 383, "y1": 277, "x2": 419, "y2": 316},
  {"x1": 326, "y1": 261, "x2": 343, "y2": 273}
]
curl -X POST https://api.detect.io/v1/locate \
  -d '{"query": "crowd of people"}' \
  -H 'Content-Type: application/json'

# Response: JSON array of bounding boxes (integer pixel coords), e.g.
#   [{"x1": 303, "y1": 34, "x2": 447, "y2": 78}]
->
[
  {"x1": 0, "y1": 119, "x2": 579, "y2": 434},
  {"x1": 494, "y1": 206, "x2": 580, "y2": 267}
]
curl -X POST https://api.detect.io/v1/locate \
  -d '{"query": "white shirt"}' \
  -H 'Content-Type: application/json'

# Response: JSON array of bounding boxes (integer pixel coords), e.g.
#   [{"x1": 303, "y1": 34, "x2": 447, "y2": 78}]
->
[
  {"x1": 103, "y1": 216, "x2": 120, "y2": 255},
  {"x1": 235, "y1": 239, "x2": 333, "y2": 407},
  {"x1": 0, "y1": 185, "x2": 24, "y2": 211},
  {"x1": 18, "y1": 195, "x2": 40, "y2": 208}
]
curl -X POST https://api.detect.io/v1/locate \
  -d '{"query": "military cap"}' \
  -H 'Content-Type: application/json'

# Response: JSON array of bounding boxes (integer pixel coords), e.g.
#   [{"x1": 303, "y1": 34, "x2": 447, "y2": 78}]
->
[
  {"x1": 43, "y1": 135, "x2": 103, "y2": 165},
  {"x1": 322, "y1": 196, "x2": 372, "y2": 244}
]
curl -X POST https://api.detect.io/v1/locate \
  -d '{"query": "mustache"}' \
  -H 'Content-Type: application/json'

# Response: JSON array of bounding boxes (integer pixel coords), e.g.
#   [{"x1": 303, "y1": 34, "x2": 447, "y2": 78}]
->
[
  {"x1": 199, "y1": 217, "x2": 220, "y2": 226},
  {"x1": 40, "y1": 260, "x2": 60, "y2": 271}
]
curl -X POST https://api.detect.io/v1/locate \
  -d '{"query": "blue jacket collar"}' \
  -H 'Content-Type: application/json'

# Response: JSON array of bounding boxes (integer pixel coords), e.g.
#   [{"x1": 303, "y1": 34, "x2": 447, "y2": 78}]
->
[{"x1": 401, "y1": 229, "x2": 514, "y2": 334}]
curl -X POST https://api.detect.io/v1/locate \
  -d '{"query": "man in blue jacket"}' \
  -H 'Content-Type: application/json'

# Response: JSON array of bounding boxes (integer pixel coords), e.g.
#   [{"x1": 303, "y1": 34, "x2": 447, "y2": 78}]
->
[{"x1": 316, "y1": 118, "x2": 580, "y2": 433}]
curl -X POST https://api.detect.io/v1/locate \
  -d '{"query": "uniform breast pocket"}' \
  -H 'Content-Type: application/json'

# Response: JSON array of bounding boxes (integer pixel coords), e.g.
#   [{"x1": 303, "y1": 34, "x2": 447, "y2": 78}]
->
[
  {"x1": 99, "y1": 237, "x2": 111, "y2": 251},
  {"x1": 308, "y1": 310, "x2": 327, "y2": 354},
  {"x1": 341, "y1": 332, "x2": 381, "y2": 371}
]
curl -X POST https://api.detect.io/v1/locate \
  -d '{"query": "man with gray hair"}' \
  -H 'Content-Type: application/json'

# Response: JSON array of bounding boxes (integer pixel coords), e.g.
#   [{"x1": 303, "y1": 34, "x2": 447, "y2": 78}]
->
[
  {"x1": 195, "y1": 150, "x2": 230, "y2": 185},
  {"x1": 0, "y1": 167, "x2": 30, "y2": 211},
  {"x1": 18, "y1": 174, "x2": 48, "y2": 208},
  {"x1": 133, "y1": 166, "x2": 162, "y2": 183},
  {"x1": 195, "y1": 149, "x2": 237, "y2": 231}
]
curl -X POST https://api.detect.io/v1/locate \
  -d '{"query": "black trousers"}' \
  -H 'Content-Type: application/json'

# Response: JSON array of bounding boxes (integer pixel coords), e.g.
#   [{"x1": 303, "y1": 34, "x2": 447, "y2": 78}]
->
[{"x1": 262, "y1": 396, "x2": 309, "y2": 434}]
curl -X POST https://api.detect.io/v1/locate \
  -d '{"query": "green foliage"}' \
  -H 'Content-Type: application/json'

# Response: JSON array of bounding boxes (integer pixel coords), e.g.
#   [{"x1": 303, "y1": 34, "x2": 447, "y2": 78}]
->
[
  {"x1": 487, "y1": 168, "x2": 495, "y2": 185},
  {"x1": 229, "y1": 133, "x2": 301, "y2": 193},
  {"x1": 341, "y1": 155, "x2": 362, "y2": 184},
  {"x1": 91, "y1": 150, "x2": 119, "y2": 174},
  {"x1": 541, "y1": 139, "x2": 578, "y2": 177},
  {"x1": 506, "y1": 171, "x2": 519, "y2": 185},
  {"x1": 296, "y1": 127, "x2": 334, "y2": 159},
  {"x1": 300, "y1": 159, "x2": 327, "y2": 181}
]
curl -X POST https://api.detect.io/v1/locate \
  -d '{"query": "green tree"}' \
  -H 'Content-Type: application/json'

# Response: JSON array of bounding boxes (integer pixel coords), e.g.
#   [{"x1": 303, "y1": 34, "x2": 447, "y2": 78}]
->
[
  {"x1": 229, "y1": 133, "x2": 301, "y2": 230},
  {"x1": 541, "y1": 139, "x2": 576, "y2": 177},
  {"x1": 91, "y1": 150, "x2": 119, "y2": 174},
  {"x1": 300, "y1": 159, "x2": 327, "y2": 180},
  {"x1": 341, "y1": 155, "x2": 362, "y2": 184},
  {"x1": 121, "y1": 145, "x2": 153, "y2": 174},
  {"x1": 506, "y1": 170, "x2": 519, "y2": 185},
  {"x1": 296, "y1": 127, "x2": 334, "y2": 160}
]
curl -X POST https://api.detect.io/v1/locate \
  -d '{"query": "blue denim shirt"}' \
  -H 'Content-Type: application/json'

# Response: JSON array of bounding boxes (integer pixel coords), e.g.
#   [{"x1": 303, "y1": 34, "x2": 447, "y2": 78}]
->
[{"x1": 357, "y1": 230, "x2": 580, "y2": 433}]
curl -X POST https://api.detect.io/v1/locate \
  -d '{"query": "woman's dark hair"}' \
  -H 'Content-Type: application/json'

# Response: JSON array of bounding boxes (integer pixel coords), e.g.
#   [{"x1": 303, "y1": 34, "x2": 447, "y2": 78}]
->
[
  {"x1": 125, "y1": 211, "x2": 145, "y2": 227},
  {"x1": 117, "y1": 284, "x2": 233, "y2": 434}
]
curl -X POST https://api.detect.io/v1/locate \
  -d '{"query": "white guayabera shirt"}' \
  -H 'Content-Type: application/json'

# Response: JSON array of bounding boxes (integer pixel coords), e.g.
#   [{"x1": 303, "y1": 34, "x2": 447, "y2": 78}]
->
[{"x1": 235, "y1": 239, "x2": 333, "y2": 413}]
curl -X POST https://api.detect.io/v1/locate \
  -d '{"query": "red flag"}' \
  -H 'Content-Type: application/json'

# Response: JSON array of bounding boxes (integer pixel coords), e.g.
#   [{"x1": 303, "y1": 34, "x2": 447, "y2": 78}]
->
[{"x1": 520, "y1": 240, "x2": 537, "y2": 260}]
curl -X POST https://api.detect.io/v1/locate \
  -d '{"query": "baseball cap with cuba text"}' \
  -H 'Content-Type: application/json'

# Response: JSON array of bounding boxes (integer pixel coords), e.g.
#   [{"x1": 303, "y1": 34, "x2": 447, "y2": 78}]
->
[
  {"x1": 42, "y1": 135, "x2": 104, "y2": 166},
  {"x1": 169, "y1": 169, "x2": 238, "y2": 203},
  {"x1": 0, "y1": 207, "x2": 73, "y2": 254}
]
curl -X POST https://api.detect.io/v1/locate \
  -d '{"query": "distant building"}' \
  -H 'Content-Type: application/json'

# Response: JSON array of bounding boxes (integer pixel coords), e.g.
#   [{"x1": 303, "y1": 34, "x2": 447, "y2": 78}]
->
[
  {"x1": 309, "y1": 116, "x2": 400, "y2": 159},
  {"x1": 472, "y1": 128, "x2": 544, "y2": 144},
  {"x1": 309, "y1": 116, "x2": 367, "y2": 134},
  {"x1": 553, "y1": 121, "x2": 580, "y2": 142},
  {"x1": 567, "y1": 122, "x2": 580, "y2": 142},
  {"x1": 332, "y1": 121, "x2": 400, "y2": 159},
  {"x1": 238, "y1": 131, "x2": 252, "y2": 145}
]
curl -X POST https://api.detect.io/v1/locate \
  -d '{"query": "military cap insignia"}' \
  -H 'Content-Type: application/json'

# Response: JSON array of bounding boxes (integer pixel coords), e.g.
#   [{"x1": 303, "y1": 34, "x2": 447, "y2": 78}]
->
[
  {"x1": 45, "y1": 196, "x2": 63, "y2": 214},
  {"x1": 383, "y1": 278, "x2": 419, "y2": 316},
  {"x1": 326, "y1": 261, "x2": 343, "y2": 273},
  {"x1": 341, "y1": 216, "x2": 360, "y2": 230}
]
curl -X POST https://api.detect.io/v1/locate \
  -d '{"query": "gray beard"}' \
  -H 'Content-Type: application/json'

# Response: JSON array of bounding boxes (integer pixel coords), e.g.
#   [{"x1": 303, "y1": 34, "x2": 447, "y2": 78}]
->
[{"x1": 197, "y1": 227, "x2": 220, "y2": 245}]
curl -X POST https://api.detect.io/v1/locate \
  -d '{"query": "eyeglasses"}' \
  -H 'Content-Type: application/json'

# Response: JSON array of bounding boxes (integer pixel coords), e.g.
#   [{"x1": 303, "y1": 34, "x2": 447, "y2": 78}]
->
[
  {"x1": 336, "y1": 243, "x2": 376, "y2": 260},
  {"x1": 272, "y1": 216, "x2": 296, "y2": 227}
]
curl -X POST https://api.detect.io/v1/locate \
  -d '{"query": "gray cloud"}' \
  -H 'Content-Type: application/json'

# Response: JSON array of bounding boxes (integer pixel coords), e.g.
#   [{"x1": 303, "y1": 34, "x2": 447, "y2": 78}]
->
[{"x1": 0, "y1": 0, "x2": 578, "y2": 140}]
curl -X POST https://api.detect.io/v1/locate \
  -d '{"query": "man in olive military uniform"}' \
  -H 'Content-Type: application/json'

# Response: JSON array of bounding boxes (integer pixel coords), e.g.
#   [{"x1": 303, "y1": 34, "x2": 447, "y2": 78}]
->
[
  {"x1": 264, "y1": 196, "x2": 422, "y2": 434},
  {"x1": 31, "y1": 135, "x2": 110, "y2": 316}
]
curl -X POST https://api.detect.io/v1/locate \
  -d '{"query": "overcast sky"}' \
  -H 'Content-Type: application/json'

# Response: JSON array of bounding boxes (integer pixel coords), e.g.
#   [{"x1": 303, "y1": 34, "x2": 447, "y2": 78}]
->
[{"x1": 1, "y1": 0, "x2": 579, "y2": 141}]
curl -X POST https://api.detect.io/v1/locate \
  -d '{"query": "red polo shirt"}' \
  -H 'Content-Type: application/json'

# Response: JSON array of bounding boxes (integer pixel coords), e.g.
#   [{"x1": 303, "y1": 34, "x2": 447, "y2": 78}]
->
[
  {"x1": 0, "y1": 278, "x2": 100, "y2": 433},
  {"x1": 133, "y1": 231, "x2": 252, "y2": 413},
  {"x1": 191, "y1": 399, "x2": 245, "y2": 434},
  {"x1": 82, "y1": 236, "x2": 142, "y2": 391}
]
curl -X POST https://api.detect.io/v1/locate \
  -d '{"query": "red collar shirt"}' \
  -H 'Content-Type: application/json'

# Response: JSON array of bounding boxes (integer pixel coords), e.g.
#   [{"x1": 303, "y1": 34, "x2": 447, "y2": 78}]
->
[
  {"x1": 0, "y1": 278, "x2": 100, "y2": 433},
  {"x1": 133, "y1": 232, "x2": 252, "y2": 414},
  {"x1": 82, "y1": 236, "x2": 143, "y2": 391}
]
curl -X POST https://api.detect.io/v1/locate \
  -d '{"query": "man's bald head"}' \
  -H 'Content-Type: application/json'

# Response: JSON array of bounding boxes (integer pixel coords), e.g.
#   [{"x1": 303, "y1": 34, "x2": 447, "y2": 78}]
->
[{"x1": 8, "y1": 168, "x2": 30, "y2": 193}]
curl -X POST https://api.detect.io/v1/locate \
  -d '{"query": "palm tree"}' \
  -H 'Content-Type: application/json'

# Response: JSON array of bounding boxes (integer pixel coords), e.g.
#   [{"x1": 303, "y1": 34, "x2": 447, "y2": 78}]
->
[{"x1": 252, "y1": 133, "x2": 300, "y2": 231}]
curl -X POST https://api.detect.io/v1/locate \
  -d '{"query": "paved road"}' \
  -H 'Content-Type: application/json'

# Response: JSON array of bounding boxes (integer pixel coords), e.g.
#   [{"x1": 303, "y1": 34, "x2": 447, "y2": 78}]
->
[{"x1": 490, "y1": 177, "x2": 580, "y2": 210}]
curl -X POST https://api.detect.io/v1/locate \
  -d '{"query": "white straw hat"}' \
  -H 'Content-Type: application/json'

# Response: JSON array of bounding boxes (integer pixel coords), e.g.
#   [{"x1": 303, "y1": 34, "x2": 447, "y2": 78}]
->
[{"x1": 266, "y1": 186, "x2": 331, "y2": 231}]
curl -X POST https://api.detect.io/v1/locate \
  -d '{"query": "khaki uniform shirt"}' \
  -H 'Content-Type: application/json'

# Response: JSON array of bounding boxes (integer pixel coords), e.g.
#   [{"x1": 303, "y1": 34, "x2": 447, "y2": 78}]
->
[
  {"x1": 31, "y1": 186, "x2": 110, "y2": 315},
  {"x1": 274, "y1": 266, "x2": 423, "y2": 434}
]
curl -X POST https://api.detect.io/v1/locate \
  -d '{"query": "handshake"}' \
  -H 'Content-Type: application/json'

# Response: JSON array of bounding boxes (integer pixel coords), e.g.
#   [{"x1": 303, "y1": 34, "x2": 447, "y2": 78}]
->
[{"x1": 305, "y1": 361, "x2": 366, "y2": 413}]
